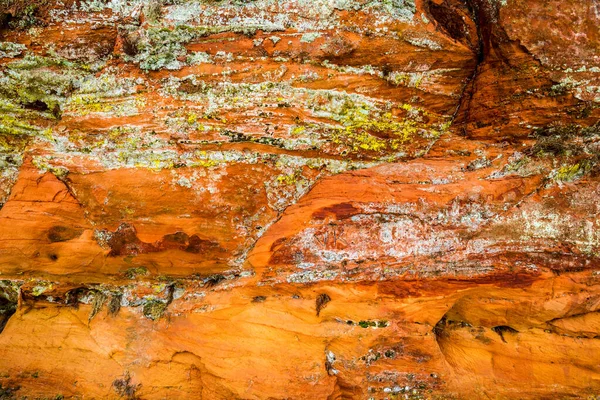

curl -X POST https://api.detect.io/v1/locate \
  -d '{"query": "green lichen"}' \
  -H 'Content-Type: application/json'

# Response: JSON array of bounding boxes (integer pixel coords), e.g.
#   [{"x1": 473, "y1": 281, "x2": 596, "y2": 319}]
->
[
  {"x1": 300, "y1": 32, "x2": 321, "y2": 43},
  {"x1": 506, "y1": 155, "x2": 530, "y2": 172},
  {"x1": 0, "y1": 42, "x2": 26, "y2": 58},
  {"x1": 358, "y1": 320, "x2": 374, "y2": 328},
  {"x1": 66, "y1": 94, "x2": 144, "y2": 117},
  {"x1": 88, "y1": 290, "x2": 107, "y2": 322},
  {"x1": 31, "y1": 157, "x2": 72, "y2": 177},
  {"x1": 142, "y1": 0, "x2": 162, "y2": 23},
  {"x1": 190, "y1": 159, "x2": 219, "y2": 168},
  {"x1": 129, "y1": 24, "x2": 265, "y2": 70},
  {"x1": 390, "y1": 71, "x2": 423, "y2": 88},
  {"x1": 1, "y1": 1, "x2": 41, "y2": 29},
  {"x1": 142, "y1": 298, "x2": 167, "y2": 320},
  {"x1": 358, "y1": 319, "x2": 389, "y2": 328},
  {"x1": 162, "y1": 76, "x2": 448, "y2": 159},
  {"x1": 553, "y1": 161, "x2": 593, "y2": 183},
  {"x1": 0, "y1": 114, "x2": 40, "y2": 136},
  {"x1": 0, "y1": 54, "x2": 95, "y2": 143},
  {"x1": 124, "y1": 267, "x2": 149, "y2": 280},
  {"x1": 131, "y1": 25, "x2": 199, "y2": 70},
  {"x1": 7, "y1": 52, "x2": 94, "y2": 72},
  {"x1": 31, "y1": 282, "x2": 53, "y2": 297},
  {"x1": 0, "y1": 281, "x2": 20, "y2": 331},
  {"x1": 186, "y1": 51, "x2": 214, "y2": 65},
  {"x1": 0, "y1": 67, "x2": 73, "y2": 118}
]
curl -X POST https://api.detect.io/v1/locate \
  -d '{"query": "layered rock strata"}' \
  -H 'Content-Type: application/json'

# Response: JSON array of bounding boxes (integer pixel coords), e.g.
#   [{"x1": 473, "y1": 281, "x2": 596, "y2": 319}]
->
[{"x1": 0, "y1": 0, "x2": 599, "y2": 398}]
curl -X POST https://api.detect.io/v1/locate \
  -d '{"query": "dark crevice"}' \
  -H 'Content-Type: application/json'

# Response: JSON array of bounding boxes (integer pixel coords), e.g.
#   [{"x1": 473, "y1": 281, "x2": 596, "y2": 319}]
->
[
  {"x1": 53, "y1": 173, "x2": 84, "y2": 208},
  {"x1": 547, "y1": 309, "x2": 600, "y2": 325},
  {"x1": 165, "y1": 283, "x2": 175, "y2": 305},
  {"x1": 0, "y1": 12, "x2": 11, "y2": 31},
  {"x1": 0, "y1": 281, "x2": 19, "y2": 334},
  {"x1": 22, "y1": 100, "x2": 49, "y2": 112},
  {"x1": 450, "y1": 0, "x2": 486, "y2": 136},
  {"x1": 203, "y1": 274, "x2": 226, "y2": 288},
  {"x1": 421, "y1": 0, "x2": 485, "y2": 142},
  {"x1": 466, "y1": 0, "x2": 494, "y2": 62},
  {"x1": 491, "y1": 325, "x2": 519, "y2": 343},
  {"x1": 316, "y1": 293, "x2": 331, "y2": 316},
  {"x1": 63, "y1": 286, "x2": 123, "y2": 321},
  {"x1": 433, "y1": 316, "x2": 474, "y2": 339},
  {"x1": 252, "y1": 295, "x2": 267, "y2": 303},
  {"x1": 432, "y1": 315, "x2": 448, "y2": 340},
  {"x1": 65, "y1": 287, "x2": 88, "y2": 308},
  {"x1": 425, "y1": 0, "x2": 480, "y2": 53}
]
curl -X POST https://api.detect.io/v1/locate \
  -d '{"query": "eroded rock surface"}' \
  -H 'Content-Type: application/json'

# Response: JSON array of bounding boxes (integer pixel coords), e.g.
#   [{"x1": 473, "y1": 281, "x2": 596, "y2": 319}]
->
[{"x1": 0, "y1": 0, "x2": 598, "y2": 398}]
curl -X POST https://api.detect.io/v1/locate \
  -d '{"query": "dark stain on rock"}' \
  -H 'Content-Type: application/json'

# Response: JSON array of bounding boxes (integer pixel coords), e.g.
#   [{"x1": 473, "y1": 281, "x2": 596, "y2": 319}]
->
[
  {"x1": 316, "y1": 293, "x2": 331, "y2": 316},
  {"x1": 312, "y1": 202, "x2": 359, "y2": 220},
  {"x1": 270, "y1": 236, "x2": 288, "y2": 252},
  {"x1": 204, "y1": 274, "x2": 226, "y2": 288},
  {"x1": 446, "y1": 270, "x2": 539, "y2": 289},
  {"x1": 185, "y1": 234, "x2": 222, "y2": 254},
  {"x1": 407, "y1": 348, "x2": 433, "y2": 364},
  {"x1": 108, "y1": 293, "x2": 122, "y2": 317},
  {"x1": 112, "y1": 372, "x2": 141, "y2": 400},
  {"x1": 177, "y1": 78, "x2": 210, "y2": 95},
  {"x1": 99, "y1": 224, "x2": 224, "y2": 257},
  {"x1": 162, "y1": 232, "x2": 190, "y2": 247},
  {"x1": 252, "y1": 296, "x2": 267, "y2": 303},
  {"x1": 104, "y1": 223, "x2": 158, "y2": 257},
  {"x1": 492, "y1": 325, "x2": 519, "y2": 343},
  {"x1": 47, "y1": 226, "x2": 83, "y2": 243},
  {"x1": 65, "y1": 287, "x2": 88, "y2": 308},
  {"x1": 121, "y1": 30, "x2": 141, "y2": 57},
  {"x1": 376, "y1": 280, "x2": 431, "y2": 299}
]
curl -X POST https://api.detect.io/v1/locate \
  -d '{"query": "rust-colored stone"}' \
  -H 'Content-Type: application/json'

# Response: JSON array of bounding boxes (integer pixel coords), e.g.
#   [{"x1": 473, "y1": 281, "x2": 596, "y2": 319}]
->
[{"x1": 0, "y1": 0, "x2": 599, "y2": 398}]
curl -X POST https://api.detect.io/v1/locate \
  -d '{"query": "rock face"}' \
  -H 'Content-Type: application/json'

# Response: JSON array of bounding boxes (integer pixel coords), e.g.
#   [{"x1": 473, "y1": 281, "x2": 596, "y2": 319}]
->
[{"x1": 0, "y1": 0, "x2": 599, "y2": 398}]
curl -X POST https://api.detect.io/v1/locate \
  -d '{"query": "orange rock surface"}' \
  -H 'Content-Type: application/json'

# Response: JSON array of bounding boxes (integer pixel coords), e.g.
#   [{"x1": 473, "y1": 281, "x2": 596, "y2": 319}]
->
[{"x1": 0, "y1": 0, "x2": 599, "y2": 398}]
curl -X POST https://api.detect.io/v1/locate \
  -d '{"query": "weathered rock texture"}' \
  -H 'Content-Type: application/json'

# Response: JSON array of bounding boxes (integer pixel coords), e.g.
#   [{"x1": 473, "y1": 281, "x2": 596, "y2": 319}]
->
[{"x1": 0, "y1": 0, "x2": 599, "y2": 398}]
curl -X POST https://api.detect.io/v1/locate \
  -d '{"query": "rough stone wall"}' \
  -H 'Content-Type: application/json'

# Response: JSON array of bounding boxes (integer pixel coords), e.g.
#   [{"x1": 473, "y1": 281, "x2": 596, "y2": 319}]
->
[{"x1": 0, "y1": 0, "x2": 599, "y2": 398}]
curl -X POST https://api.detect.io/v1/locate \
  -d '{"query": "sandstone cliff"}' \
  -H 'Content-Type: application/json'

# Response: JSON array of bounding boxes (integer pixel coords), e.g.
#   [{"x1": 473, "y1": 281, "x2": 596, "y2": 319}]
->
[{"x1": 0, "y1": 0, "x2": 599, "y2": 398}]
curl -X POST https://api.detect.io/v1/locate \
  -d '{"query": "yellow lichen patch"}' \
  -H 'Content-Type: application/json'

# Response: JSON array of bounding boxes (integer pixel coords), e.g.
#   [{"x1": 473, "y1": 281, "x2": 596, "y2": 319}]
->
[
  {"x1": 0, "y1": 114, "x2": 39, "y2": 136},
  {"x1": 331, "y1": 101, "x2": 419, "y2": 153},
  {"x1": 390, "y1": 72, "x2": 424, "y2": 89},
  {"x1": 186, "y1": 112, "x2": 198, "y2": 125},
  {"x1": 554, "y1": 162, "x2": 592, "y2": 183},
  {"x1": 190, "y1": 151, "x2": 219, "y2": 168},
  {"x1": 108, "y1": 126, "x2": 137, "y2": 140},
  {"x1": 276, "y1": 170, "x2": 303, "y2": 185},
  {"x1": 65, "y1": 95, "x2": 145, "y2": 117},
  {"x1": 191, "y1": 159, "x2": 219, "y2": 168},
  {"x1": 67, "y1": 95, "x2": 114, "y2": 115},
  {"x1": 290, "y1": 126, "x2": 306, "y2": 135}
]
